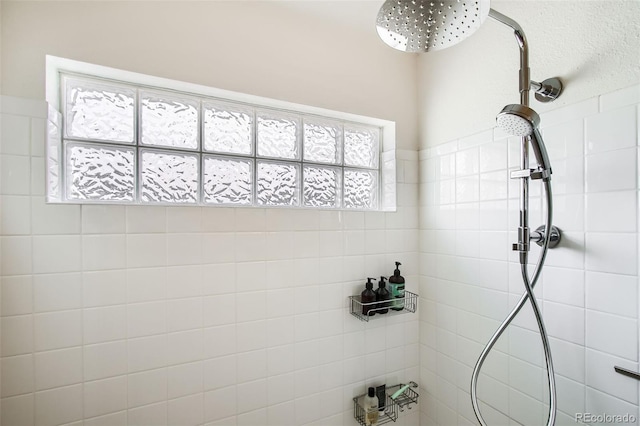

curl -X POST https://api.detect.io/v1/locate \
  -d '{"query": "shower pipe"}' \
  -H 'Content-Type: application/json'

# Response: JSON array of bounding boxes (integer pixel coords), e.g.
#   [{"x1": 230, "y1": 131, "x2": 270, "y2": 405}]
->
[{"x1": 375, "y1": 2, "x2": 564, "y2": 425}]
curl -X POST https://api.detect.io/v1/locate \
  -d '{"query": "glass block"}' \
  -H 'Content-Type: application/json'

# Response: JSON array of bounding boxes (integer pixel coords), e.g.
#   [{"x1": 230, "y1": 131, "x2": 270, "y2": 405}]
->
[
  {"x1": 64, "y1": 76, "x2": 135, "y2": 143},
  {"x1": 344, "y1": 169, "x2": 379, "y2": 210},
  {"x1": 344, "y1": 125, "x2": 380, "y2": 169},
  {"x1": 47, "y1": 108, "x2": 62, "y2": 202},
  {"x1": 204, "y1": 101, "x2": 253, "y2": 155},
  {"x1": 203, "y1": 155, "x2": 253, "y2": 205},
  {"x1": 257, "y1": 110, "x2": 300, "y2": 160},
  {"x1": 141, "y1": 91, "x2": 199, "y2": 150},
  {"x1": 256, "y1": 161, "x2": 300, "y2": 206},
  {"x1": 140, "y1": 149, "x2": 199, "y2": 204},
  {"x1": 65, "y1": 142, "x2": 135, "y2": 201},
  {"x1": 303, "y1": 119, "x2": 342, "y2": 164},
  {"x1": 303, "y1": 165, "x2": 341, "y2": 208}
]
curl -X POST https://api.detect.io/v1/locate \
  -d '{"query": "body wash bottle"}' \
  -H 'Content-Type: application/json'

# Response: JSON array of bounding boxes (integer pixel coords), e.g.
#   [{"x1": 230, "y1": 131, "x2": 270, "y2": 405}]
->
[
  {"x1": 376, "y1": 277, "x2": 390, "y2": 314},
  {"x1": 361, "y1": 278, "x2": 377, "y2": 316},
  {"x1": 388, "y1": 261, "x2": 405, "y2": 311},
  {"x1": 364, "y1": 387, "x2": 379, "y2": 425}
]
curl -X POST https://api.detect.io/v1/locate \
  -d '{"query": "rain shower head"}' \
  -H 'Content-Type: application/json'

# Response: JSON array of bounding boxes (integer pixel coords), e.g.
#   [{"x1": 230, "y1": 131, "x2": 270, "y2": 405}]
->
[{"x1": 376, "y1": 0, "x2": 491, "y2": 52}]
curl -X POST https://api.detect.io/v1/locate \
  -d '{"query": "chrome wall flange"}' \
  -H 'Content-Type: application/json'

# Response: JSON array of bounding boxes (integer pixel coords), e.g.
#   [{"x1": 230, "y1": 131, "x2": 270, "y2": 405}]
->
[
  {"x1": 533, "y1": 77, "x2": 563, "y2": 103},
  {"x1": 531, "y1": 225, "x2": 562, "y2": 248}
]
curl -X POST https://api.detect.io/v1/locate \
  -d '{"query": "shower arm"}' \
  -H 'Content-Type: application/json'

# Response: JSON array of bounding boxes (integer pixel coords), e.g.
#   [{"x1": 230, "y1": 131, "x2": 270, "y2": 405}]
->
[{"x1": 488, "y1": 9, "x2": 563, "y2": 106}]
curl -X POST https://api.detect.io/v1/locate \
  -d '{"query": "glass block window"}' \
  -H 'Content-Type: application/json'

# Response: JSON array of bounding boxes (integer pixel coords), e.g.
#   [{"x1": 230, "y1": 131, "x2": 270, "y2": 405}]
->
[{"x1": 55, "y1": 73, "x2": 382, "y2": 209}]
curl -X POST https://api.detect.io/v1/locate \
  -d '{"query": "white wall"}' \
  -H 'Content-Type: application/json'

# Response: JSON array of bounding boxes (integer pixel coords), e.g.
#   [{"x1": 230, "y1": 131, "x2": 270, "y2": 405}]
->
[
  {"x1": 1, "y1": 0, "x2": 418, "y2": 151},
  {"x1": 418, "y1": 84, "x2": 640, "y2": 425},
  {"x1": 0, "y1": 1, "x2": 422, "y2": 425},
  {"x1": 418, "y1": 0, "x2": 640, "y2": 147}
]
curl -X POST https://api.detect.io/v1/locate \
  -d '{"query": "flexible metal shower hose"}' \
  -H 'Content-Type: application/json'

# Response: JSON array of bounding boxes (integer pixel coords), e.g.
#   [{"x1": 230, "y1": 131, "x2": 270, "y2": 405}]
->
[{"x1": 470, "y1": 180, "x2": 557, "y2": 426}]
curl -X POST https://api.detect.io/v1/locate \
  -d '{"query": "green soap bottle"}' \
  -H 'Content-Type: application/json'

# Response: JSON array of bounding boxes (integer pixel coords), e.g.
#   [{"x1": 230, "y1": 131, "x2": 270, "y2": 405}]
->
[{"x1": 388, "y1": 261, "x2": 405, "y2": 311}]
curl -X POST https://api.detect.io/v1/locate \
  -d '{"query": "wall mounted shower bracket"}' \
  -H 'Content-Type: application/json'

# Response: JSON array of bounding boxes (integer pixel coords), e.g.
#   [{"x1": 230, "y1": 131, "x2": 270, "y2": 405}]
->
[{"x1": 531, "y1": 225, "x2": 562, "y2": 248}]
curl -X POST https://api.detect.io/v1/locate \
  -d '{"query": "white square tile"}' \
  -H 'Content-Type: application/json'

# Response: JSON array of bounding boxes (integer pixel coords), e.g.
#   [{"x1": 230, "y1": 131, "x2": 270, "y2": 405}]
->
[
  {"x1": 292, "y1": 231, "x2": 319, "y2": 258},
  {"x1": 128, "y1": 402, "x2": 168, "y2": 426},
  {"x1": 126, "y1": 234, "x2": 167, "y2": 268},
  {"x1": 267, "y1": 345, "x2": 294, "y2": 376},
  {"x1": 204, "y1": 386, "x2": 237, "y2": 423},
  {"x1": 586, "y1": 387, "x2": 639, "y2": 423},
  {"x1": 203, "y1": 325, "x2": 236, "y2": 359},
  {"x1": 167, "y1": 330, "x2": 203, "y2": 365},
  {"x1": 34, "y1": 310, "x2": 82, "y2": 351},
  {"x1": 84, "y1": 411, "x2": 127, "y2": 426},
  {"x1": 34, "y1": 347, "x2": 82, "y2": 390},
  {"x1": 550, "y1": 156, "x2": 585, "y2": 195},
  {"x1": 1, "y1": 354, "x2": 34, "y2": 397},
  {"x1": 266, "y1": 289, "x2": 295, "y2": 319},
  {"x1": 1, "y1": 155, "x2": 30, "y2": 195},
  {"x1": 265, "y1": 231, "x2": 294, "y2": 261},
  {"x1": 586, "y1": 310, "x2": 637, "y2": 361},
  {"x1": 267, "y1": 373, "x2": 294, "y2": 406},
  {"x1": 1, "y1": 314, "x2": 33, "y2": 356},
  {"x1": 31, "y1": 156, "x2": 44, "y2": 196},
  {"x1": 586, "y1": 147, "x2": 636, "y2": 193},
  {"x1": 33, "y1": 272, "x2": 82, "y2": 313},
  {"x1": 128, "y1": 368, "x2": 167, "y2": 408},
  {"x1": 83, "y1": 234, "x2": 127, "y2": 271},
  {"x1": 83, "y1": 376, "x2": 127, "y2": 419},
  {"x1": 84, "y1": 341, "x2": 127, "y2": 381},
  {"x1": 82, "y1": 270, "x2": 127, "y2": 308},
  {"x1": 1, "y1": 114, "x2": 31, "y2": 155},
  {"x1": 236, "y1": 291, "x2": 267, "y2": 322},
  {"x1": 35, "y1": 384, "x2": 83, "y2": 426},
  {"x1": 167, "y1": 265, "x2": 203, "y2": 298},
  {"x1": 586, "y1": 271, "x2": 637, "y2": 318},
  {"x1": 585, "y1": 232, "x2": 637, "y2": 275},
  {"x1": 235, "y1": 208, "x2": 266, "y2": 232},
  {"x1": 586, "y1": 191, "x2": 636, "y2": 232},
  {"x1": 202, "y1": 263, "x2": 236, "y2": 295},
  {"x1": 203, "y1": 294, "x2": 236, "y2": 327},
  {"x1": 544, "y1": 301, "x2": 585, "y2": 345},
  {"x1": 168, "y1": 394, "x2": 204, "y2": 426},
  {"x1": 1, "y1": 236, "x2": 32, "y2": 276},
  {"x1": 168, "y1": 298, "x2": 202, "y2": 332},
  {"x1": 202, "y1": 233, "x2": 236, "y2": 264},
  {"x1": 126, "y1": 205, "x2": 167, "y2": 233},
  {"x1": 236, "y1": 349, "x2": 267, "y2": 384},
  {"x1": 32, "y1": 235, "x2": 81, "y2": 274},
  {"x1": 82, "y1": 205, "x2": 126, "y2": 234},
  {"x1": 235, "y1": 262, "x2": 266, "y2": 292},
  {"x1": 1, "y1": 195, "x2": 31, "y2": 235},
  {"x1": 126, "y1": 267, "x2": 167, "y2": 303},
  {"x1": 31, "y1": 196, "x2": 80, "y2": 235},
  {"x1": 167, "y1": 206, "x2": 203, "y2": 233},
  {"x1": 456, "y1": 176, "x2": 479, "y2": 203},
  {"x1": 1, "y1": 275, "x2": 33, "y2": 316},
  {"x1": 542, "y1": 119, "x2": 584, "y2": 160},
  {"x1": 266, "y1": 317, "x2": 294, "y2": 348},
  {"x1": 128, "y1": 335, "x2": 167, "y2": 373},
  {"x1": 548, "y1": 337, "x2": 584, "y2": 383},
  {"x1": 539, "y1": 97, "x2": 598, "y2": 128},
  {"x1": 456, "y1": 148, "x2": 479, "y2": 177},
  {"x1": 127, "y1": 301, "x2": 167, "y2": 338},
  {"x1": 236, "y1": 379, "x2": 266, "y2": 413},
  {"x1": 552, "y1": 194, "x2": 584, "y2": 232},
  {"x1": 586, "y1": 106, "x2": 637, "y2": 154},
  {"x1": 542, "y1": 266, "x2": 584, "y2": 307},
  {"x1": 167, "y1": 233, "x2": 202, "y2": 266},
  {"x1": 31, "y1": 117, "x2": 46, "y2": 157},
  {"x1": 84, "y1": 305, "x2": 126, "y2": 344},
  {"x1": 204, "y1": 355, "x2": 237, "y2": 391},
  {"x1": 236, "y1": 321, "x2": 267, "y2": 352},
  {"x1": 168, "y1": 361, "x2": 203, "y2": 399},
  {"x1": 1, "y1": 393, "x2": 34, "y2": 426},
  {"x1": 267, "y1": 401, "x2": 294, "y2": 426},
  {"x1": 235, "y1": 233, "x2": 266, "y2": 262}
]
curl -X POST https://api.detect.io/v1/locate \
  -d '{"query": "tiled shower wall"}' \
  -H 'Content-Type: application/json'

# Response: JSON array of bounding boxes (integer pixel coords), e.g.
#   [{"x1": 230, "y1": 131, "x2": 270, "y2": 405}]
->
[
  {"x1": 419, "y1": 84, "x2": 640, "y2": 425},
  {"x1": 0, "y1": 96, "x2": 421, "y2": 426}
]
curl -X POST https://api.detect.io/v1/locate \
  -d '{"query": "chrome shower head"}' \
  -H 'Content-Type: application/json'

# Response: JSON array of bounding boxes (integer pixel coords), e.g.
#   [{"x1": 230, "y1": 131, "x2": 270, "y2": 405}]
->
[
  {"x1": 376, "y1": 0, "x2": 491, "y2": 52},
  {"x1": 496, "y1": 104, "x2": 540, "y2": 137},
  {"x1": 497, "y1": 104, "x2": 551, "y2": 179}
]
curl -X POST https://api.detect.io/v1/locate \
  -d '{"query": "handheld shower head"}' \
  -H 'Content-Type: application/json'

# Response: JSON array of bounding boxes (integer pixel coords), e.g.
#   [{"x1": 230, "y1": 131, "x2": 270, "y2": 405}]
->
[
  {"x1": 497, "y1": 104, "x2": 551, "y2": 179},
  {"x1": 376, "y1": 0, "x2": 491, "y2": 52}
]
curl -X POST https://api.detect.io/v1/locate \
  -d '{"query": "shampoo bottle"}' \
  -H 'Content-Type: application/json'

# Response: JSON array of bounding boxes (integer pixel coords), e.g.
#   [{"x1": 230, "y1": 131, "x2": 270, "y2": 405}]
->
[
  {"x1": 388, "y1": 261, "x2": 405, "y2": 311},
  {"x1": 376, "y1": 277, "x2": 390, "y2": 314},
  {"x1": 364, "y1": 387, "x2": 379, "y2": 425},
  {"x1": 361, "y1": 278, "x2": 377, "y2": 316}
]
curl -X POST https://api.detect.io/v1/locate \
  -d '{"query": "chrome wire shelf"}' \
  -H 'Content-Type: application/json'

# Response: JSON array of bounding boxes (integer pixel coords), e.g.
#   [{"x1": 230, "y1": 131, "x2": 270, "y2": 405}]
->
[
  {"x1": 349, "y1": 291, "x2": 418, "y2": 322},
  {"x1": 353, "y1": 382, "x2": 419, "y2": 426}
]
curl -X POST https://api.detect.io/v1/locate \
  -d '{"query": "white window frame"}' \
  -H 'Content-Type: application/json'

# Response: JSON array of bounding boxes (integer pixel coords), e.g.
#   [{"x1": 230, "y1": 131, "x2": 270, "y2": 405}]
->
[{"x1": 45, "y1": 55, "x2": 397, "y2": 211}]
